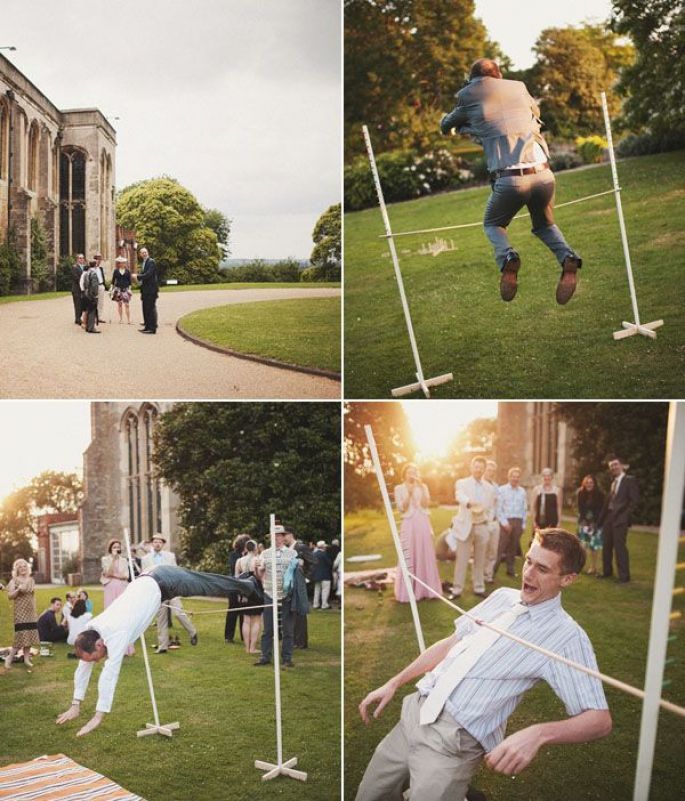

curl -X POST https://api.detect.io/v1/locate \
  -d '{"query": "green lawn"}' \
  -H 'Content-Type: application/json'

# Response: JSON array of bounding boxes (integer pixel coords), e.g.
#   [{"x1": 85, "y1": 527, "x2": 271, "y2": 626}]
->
[
  {"x1": 344, "y1": 151, "x2": 685, "y2": 398},
  {"x1": 344, "y1": 508, "x2": 685, "y2": 801},
  {"x1": 0, "y1": 282, "x2": 340, "y2": 304},
  {"x1": 0, "y1": 589, "x2": 341, "y2": 801},
  {"x1": 178, "y1": 297, "x2": 341, "y2": 373}
]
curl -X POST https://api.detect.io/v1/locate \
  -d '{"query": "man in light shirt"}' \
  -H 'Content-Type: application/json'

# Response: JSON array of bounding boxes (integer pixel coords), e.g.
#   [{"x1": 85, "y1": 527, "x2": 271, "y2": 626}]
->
[
  {"x1": 451, "y1": 457, "x2": 498, "y2": 599},
  {"x1": 355, "y1": 528, "x2": 611, "y2": 801},
  {"x1": 55, "y1": 565, "x2": 262, "y2": 737},
  {"x1": 440, "y1": 58, "x2": 582, "y2": 304},
  {"x1": 496, "y1": 466, "x2": 528, "y2": 578}
]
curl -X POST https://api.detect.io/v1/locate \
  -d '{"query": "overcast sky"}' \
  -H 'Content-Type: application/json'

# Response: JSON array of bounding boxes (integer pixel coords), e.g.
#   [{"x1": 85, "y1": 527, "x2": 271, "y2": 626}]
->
[
  {"x1": 0, "y1": 402, "x2": 90, "y2": 502},
  {"x1": 3, "y1": 0, "x2": 341, "y2": 259},
  {"x1": 474, "y1": 0, "x2": 614, "y2": 69}
]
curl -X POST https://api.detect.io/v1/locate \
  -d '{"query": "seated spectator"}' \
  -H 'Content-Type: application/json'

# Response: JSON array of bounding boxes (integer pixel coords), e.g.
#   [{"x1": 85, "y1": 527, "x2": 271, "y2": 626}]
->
[
  {"x1": 37, "y1": 598, "x2": 68, "y2": 642},
  {"x1": 78, "y1": 589, "x2": 93, "y2": 613},
  {"x1": 66, "y1": 599, "x2": 93, "y2": 647}
]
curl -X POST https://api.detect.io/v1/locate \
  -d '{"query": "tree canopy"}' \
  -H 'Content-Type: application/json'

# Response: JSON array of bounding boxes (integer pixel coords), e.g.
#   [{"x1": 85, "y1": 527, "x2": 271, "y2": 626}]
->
[
  {"x1": 310, "y1": 203, "x2": 341, "y2": 280},
  {"x1": 203, "y1": 208, "x2": 232, "y2": 260},
  {"x1": 153, "y1": 403, "x2": 340, "y2": 572},
  {"x1": 526, "y1": 24, "x2": 633, "y2": 137},
  {"x1": 344, "y1": 0, "x2": 509, "y2": 158},
  {"x1": 612, "y1": 0, "x2": 685, "y2": 137},
  {"x1": 116, "y1": 177, "x2": 223, "y2": 284},
  {"x1": 0, "y1": 471, "x2": 83, "y2": 577}
]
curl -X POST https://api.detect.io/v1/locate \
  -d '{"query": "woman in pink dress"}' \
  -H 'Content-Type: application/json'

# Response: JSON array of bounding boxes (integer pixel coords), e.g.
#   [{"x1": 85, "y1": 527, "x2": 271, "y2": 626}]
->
[
  {"x1": 394, "y1": 464, "x2": 442, "y2": 602},
  {"x1": 100, "y1": 538, "x2": 134, "y2": 655}
]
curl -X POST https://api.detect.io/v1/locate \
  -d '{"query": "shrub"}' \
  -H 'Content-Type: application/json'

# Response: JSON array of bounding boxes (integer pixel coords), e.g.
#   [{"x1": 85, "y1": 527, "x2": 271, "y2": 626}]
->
[
  {"x1": 616, "y1": 129, "x2": 685, "y2": 158},
  {"x1": 0, "y1": 231, "x2": 22, "y2": 296},
  {"x1": 270, "y1": 258, "x2": 301, "y2": 282},
  {"x1": 344, "y1": 147, "x2": 473, "y2": 211},
  {"x1": 30, "y1": 215, "x2": 53, "y2": 292},
  {"x1": 549, "y1": 151, "x2": 583, "y2": 172},
  {"x1": 575, "y1": 135, "x2": 607, "y2": 164},
  {"x1": 56, "y1": 256, "x2": 75, "y2": 291},
  {"x1": 301, "y1": 265, "x2": 323, "y2": 282}
]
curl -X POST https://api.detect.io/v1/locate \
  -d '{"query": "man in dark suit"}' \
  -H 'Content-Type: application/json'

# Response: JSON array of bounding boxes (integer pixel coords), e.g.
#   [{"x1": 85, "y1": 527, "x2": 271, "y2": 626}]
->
[
  {"x1": 440, "y1": 58, "x2": 582, "y2": 304},
  {"x1": 137, "y1": 247, "x2": 159, "y2": 334},
  {"x1": 598, "y1": 456, "x2": 640, "y2": 583},
  {"x1": 71, "y1": 254, "x2": 86, "y2": 324}
]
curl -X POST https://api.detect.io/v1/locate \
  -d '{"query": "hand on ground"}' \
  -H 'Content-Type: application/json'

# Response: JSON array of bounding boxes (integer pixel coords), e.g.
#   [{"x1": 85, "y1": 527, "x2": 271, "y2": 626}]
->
[
  {"x1": 76, "y1": 713, "x2": 104, "y2": 737},
  {"x1": 56, "y1": 704, "x2": 80, "y2": 725}
]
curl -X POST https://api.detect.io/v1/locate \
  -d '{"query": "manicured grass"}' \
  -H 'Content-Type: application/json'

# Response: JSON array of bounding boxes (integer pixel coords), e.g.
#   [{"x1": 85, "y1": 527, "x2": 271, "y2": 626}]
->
[
  {"x1": 0, "y1": 588, "x2": 341, "y2": 801},
  {"x1": 160, "y1": 281, "x2": 341, "y2": 292},
  {"x1": 344, "y1": 151, "x2": 685, "y2": 398},
  {"x1": 179, "y1": 297, "x2": 341, "y2": 373},
  {"x1": 0, "y1": 291, "x2": 71, "y2": 304},
  {"x1": 343, "y1": 507, "x2": 685, "y2": 801},
  {"x1": 0, "y1": 282, "x2": 340, "y2": 304}
]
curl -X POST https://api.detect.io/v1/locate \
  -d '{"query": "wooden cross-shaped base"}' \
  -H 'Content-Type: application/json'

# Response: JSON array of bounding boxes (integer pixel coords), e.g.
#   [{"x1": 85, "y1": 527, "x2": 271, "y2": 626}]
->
[
  {"x1": 136, "y1": 721, "x2": 180, "y2": 738},
  {"x1": 255, "y1": 757, "x2": 307, "y2": 782},
  {"x1": 613, "y1": 320, "x2": 664, "y2": 340}
]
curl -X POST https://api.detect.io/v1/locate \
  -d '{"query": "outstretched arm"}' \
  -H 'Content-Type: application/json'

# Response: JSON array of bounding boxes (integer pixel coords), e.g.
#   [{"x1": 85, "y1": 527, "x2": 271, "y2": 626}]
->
[
  {"x1": 485, "y1": 709, "x2": 612, "y2": 776},
  {"x1": 359, "y1": 634, "x2": 457, "y2": 724}
]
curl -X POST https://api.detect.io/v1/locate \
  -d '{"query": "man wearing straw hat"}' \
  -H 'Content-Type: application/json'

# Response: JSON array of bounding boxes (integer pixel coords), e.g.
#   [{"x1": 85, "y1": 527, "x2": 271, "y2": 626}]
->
[
  {"x1": 355, "y1": 528, "x2": 611, "y2": 801},
  {"x1": 56, "y1": 564, "x2": 262, "y2": 737},
  {"x1": 440, "y1": 59, "x2": 583, "y2": 305}
]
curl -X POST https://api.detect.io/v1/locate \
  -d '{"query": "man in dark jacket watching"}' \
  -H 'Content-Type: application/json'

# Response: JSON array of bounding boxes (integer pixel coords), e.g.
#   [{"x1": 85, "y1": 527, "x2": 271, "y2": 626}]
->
[{"x1": 440, "y1": 58, "x2": 582, "y2": 304}]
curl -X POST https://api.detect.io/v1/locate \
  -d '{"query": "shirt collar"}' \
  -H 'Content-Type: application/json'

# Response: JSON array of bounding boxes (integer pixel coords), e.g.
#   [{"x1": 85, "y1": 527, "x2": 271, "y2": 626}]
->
[{"x1": 520, "y1": 592, "x2": 563, "y2": 621}]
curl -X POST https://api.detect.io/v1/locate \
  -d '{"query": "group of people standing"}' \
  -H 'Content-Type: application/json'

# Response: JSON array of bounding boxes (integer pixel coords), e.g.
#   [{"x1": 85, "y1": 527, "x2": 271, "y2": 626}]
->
[
  {"x1": 393, "y1": 455, "x2": 640, "y2": 603},
  {"x1": 69, "y1": 248, "x2": 159, "y2": 334}
]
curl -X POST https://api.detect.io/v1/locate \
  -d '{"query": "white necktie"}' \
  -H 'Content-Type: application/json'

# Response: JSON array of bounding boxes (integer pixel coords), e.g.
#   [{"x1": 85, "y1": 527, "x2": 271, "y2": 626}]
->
[{"x1": 420, "y1": 601, "x2": 529, "y2": 725}]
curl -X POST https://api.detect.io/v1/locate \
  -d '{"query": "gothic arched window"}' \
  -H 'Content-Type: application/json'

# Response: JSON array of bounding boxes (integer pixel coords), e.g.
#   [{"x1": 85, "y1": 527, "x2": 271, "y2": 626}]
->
[
  {"x1": 123, "y1": 404, "x2": 162, "y2": 544},
  {"x1": 27, "y1": 121, "x2": 39, "y2": 192},
  {"x1": 0, "y1": 101, "x2": 8, "y2": 181},
  {"x1": 59, "y1": 147, "x2": 86, "y2": 256}
]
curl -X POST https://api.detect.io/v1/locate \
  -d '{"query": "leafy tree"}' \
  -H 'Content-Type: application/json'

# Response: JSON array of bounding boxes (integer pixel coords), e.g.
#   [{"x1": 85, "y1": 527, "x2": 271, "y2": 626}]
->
[
  {"x1": 0, "y1": 471, "x2": 83, "y2": 577},
  {"x1": 527, "y1": 24, "x2": 634, "y2": 137},
  {"x1": 153, "y1": 403, "x2": 340, "y2": 570},
  {"x1": 612, "y1": 0, "x2": 685, "y2": 137},
  {"x1": 556, "y1": 402, "x2": 669, "y2": 524},
  {"x1": 344, "y1": 401, "x2": 415, "y2": 510},
  {"x1": 344, "y1": 0, "x2": 509, "y2": 158},
  {"x1": 203, "y1": 208, "x2": 232, "y2": 259},
  {"x1": 116, "y1": 177, "x2": 223, "y2": 284},
  {"x1": 310, "y1": 203, "x2": 341, "y2": 280}
]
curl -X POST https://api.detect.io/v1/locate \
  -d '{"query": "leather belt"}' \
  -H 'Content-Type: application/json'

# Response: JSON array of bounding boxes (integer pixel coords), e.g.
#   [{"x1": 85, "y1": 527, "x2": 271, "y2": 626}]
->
[{"x1": 490, "y1": 162, "x2": 550, "y2": 179}]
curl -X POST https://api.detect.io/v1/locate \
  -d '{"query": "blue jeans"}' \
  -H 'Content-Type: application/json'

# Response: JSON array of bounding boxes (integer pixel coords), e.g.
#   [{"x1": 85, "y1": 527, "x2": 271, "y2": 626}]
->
[
  {"x1": 483, "y1": 171, "x2": 578, "y2": 269},
  {"x1": 260, "y1": 594, "x2": 295, "y2": 663},
  {"x1": 149, "y1": 565, "x2": 261, "y2": 605}
]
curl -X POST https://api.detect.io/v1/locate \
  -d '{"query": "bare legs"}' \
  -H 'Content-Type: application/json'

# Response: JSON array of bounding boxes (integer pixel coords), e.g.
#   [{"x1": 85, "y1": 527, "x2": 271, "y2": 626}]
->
[{"x1": 242, "y1": 615, "x2": 262, "y2": 654}]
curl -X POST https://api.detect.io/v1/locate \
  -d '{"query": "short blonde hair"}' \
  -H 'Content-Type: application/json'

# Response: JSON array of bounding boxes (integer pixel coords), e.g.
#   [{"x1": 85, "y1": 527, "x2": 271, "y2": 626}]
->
[
  {"x1": 11, "y1": 558, "x2": 31, "y2": 579},
  {"x1": 507, "y1": 466, "x2": 521, "y2": 479}
]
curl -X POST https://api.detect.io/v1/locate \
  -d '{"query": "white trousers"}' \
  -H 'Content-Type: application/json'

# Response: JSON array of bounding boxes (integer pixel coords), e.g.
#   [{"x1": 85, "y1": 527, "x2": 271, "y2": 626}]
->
[
  {"x1": 452, "y1": 522, "x2": 489, "y2": 594},
  {"x1": 314, "y1": 580, "x2": 331, "y2": 608}
]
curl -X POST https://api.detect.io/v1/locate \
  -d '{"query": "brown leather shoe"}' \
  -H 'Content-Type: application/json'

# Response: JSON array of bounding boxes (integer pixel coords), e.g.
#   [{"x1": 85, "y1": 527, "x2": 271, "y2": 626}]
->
[
  {"x1": 499, "y1": 254, "x2": 520, "y2": 301},
  {"x1": 556, "y1": 255, "x2": 581, "y2": 304}
]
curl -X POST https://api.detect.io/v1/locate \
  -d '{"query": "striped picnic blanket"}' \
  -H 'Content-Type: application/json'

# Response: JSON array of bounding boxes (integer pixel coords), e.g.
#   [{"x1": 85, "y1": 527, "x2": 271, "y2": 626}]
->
[{"x1": 0, "y1": 754, "x2": 145, "y2": 800}]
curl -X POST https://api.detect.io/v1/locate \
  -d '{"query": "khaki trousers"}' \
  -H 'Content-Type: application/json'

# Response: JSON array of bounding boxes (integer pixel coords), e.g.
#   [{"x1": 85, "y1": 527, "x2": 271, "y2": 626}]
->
[
  {"x1": 452, "y1": 522, "x2": 489, "y2": 594},
  {"x1": 156, "y1": 596, "x2": 196, "y2": 649},
  {"x1": 484, "y1": 520, "x2": 500, "y2": 582},
  {"x1": 355, "y1": 693, "x2": 484, "y2": 801}
]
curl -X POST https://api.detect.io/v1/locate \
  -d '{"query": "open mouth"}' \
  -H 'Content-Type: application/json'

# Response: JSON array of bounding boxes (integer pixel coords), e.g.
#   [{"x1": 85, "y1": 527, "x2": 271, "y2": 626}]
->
[{"x1": 522, "y1": 581, "x2": 537, "y2": 594}]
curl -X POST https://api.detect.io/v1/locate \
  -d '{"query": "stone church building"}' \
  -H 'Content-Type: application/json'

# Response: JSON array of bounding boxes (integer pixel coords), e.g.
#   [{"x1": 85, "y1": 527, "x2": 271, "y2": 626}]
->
[
  {"x1": 0, "y1": 53, "x2": 116, "y2": 290},
  {"x1": 79, "y1": 402, "x2": 180, "y2": 583}
]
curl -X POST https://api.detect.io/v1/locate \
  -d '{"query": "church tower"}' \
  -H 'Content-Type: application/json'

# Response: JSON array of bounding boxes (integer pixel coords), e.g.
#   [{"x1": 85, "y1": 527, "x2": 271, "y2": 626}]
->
[{"x1": 80, "y1": 402, "x2": 180, "y2": 583}]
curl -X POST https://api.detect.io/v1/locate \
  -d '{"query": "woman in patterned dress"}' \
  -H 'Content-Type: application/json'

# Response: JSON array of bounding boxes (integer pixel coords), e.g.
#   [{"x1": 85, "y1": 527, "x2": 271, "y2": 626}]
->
[
  {"x1": 577, "y1": 475, "x2": 605, "y2": 575},
  {"x1": 4, "y1": 558, "x2": 40, "y2": 669}
]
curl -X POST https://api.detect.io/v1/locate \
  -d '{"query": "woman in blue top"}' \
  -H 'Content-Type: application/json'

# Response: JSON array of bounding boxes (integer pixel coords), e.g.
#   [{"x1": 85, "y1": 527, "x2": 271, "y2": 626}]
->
[{"x1": 111, "y1": 256, "x2": 133, "y2": 324}]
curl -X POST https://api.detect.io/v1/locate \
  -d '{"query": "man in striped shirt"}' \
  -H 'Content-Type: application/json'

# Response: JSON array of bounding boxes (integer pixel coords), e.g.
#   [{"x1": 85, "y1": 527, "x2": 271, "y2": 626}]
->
[{"x1": 356, "y1": 528, "x2": 611, "y2": 801}]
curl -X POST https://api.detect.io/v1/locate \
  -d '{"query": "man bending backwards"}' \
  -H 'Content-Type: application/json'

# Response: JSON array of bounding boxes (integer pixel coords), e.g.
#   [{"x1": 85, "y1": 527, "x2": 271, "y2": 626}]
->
[
  {"x1": 355, "y1": 528, "x2": 611, "y2": 801},
  {"x1": 56, "y1": 565, "x2": 263, "y2": 736}
]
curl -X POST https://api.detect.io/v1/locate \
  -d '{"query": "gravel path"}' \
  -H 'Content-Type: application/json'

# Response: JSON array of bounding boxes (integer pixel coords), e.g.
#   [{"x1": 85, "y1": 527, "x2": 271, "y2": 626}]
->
[{"x1": 0, "y1": 287, "x2": 341, "y2": 399}]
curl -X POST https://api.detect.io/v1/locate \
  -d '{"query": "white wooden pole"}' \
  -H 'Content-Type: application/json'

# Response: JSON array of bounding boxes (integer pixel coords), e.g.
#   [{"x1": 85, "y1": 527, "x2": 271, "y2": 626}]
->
[
  {"x1": 600, "y1": 92, "x2": 663, "y2": 340},
  {"x1": 365, "y1": 424, "x2": 426, "y2": 653},
  {"x1": 633, "y1": 401, "x2": 685, "y2": 800},
  {"x1": 362, "y1": 125, "x2": 453, "y2": 397},
  {"x1": 254, "y1": 516, "x2": 307, "y2": 781},
  {"x1": 122, "y1": 528, "x2": 179, "y2": 738}
]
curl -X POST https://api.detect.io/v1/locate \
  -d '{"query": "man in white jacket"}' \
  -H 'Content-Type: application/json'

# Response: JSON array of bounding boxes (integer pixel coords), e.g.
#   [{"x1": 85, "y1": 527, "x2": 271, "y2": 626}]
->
[
  {"x1": 451, "y1": 457, "x2": 498, "y2": 599},
  {"x1": 141, "y1": 535, "x2": 197, "y2": 653}
]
